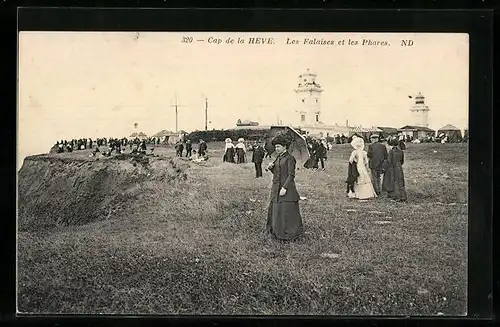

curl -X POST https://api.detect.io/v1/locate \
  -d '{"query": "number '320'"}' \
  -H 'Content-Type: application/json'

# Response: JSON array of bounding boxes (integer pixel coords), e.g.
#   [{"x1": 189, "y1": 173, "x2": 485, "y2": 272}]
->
[{"x1": 181, "y1": 37, "x2": 193, "y2": 43}]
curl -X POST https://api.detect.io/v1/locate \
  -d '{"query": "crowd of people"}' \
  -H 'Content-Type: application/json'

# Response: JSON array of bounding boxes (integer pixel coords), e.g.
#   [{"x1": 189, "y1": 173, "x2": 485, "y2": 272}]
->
[
  {"x1": 264, "y1": 132, "x2": 409, "y2": 243},
  {"x1": 325, "y1": 132, "x2": 466, "y2": 149},
  {"x1": 52, "y1": 137, "x2": 154, "y2": 157},
  {"x1": 345, "y1": 134, "x2": 407, "y2": 202},
  {"x1": 303, "y1": 138, "x2": 328, "y2": 170},
  {"x1": 174, "y1": 139, "x2": 209, "y2": 162},
  {"x1": 50, "y1": 131, "x2": 412, "y2": 243}
]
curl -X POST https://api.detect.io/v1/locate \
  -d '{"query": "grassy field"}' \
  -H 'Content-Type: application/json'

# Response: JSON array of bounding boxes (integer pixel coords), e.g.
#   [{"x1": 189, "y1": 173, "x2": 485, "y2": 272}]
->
[{"x1": 17, "y1": 142, "x2": 468, "y2": 315}]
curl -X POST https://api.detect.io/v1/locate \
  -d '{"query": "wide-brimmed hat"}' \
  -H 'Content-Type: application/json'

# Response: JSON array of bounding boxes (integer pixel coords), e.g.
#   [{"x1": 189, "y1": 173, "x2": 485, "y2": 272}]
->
[
  {"x1": 387, "y1": 136, "x2": 399, "y2": 146},
  {"x1": 225, "y1": 138, "x2": 233, "y2": 143},
  {"x1": 370, "y1": 134, "x2": 380, "y2": 139},
  {"x1": 271, "y1": 133, "x2": 290, "y2": 147},
  {"x1": 351, "y1": 136, "x2": 365, "y2": 150}
]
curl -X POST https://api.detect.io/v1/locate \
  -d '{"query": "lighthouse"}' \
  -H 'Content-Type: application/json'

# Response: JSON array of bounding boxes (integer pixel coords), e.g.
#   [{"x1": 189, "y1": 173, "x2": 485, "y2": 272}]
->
[
  {"x1": 410, "y1": 92, "x2": 430, "y2": 128},
  {"x1": 294, "y1": 69, "x2": 324, "y2": 127}
]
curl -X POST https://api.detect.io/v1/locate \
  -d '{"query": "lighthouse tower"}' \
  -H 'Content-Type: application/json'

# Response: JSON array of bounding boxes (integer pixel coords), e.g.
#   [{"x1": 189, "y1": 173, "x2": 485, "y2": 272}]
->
[
  {"x1": 410, "y1": 92, "x2": 430, "y2": 128},
  {"x1": 294, "y1": 69, "x2": 324, "y2": 127}
]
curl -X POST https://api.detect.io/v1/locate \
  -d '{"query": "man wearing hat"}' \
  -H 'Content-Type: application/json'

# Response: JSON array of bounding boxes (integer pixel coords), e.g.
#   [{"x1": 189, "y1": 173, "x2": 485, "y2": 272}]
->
[
  {"x1": 367, "y1": 134, "x2": 388, "y2": 196},
  {"x1": 251, "y1": 141, "x2": 265, "y2": 178}
]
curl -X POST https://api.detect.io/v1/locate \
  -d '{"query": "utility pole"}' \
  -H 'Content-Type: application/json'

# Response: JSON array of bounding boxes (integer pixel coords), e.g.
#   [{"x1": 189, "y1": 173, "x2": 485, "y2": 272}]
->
[
  {"x1": 169, "y1": 93, "x2": 186, "y2": 133},
  {"x1": 205, "y1": 97, "x2": 208, "y2": 131}
]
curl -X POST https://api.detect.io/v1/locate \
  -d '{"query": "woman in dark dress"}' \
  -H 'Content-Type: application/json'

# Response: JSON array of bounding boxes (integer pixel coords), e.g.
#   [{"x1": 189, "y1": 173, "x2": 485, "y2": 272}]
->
[
  {"x1": 266, "y1": 134, "x2": 304, "y2": 241},
  {"x1": 223, "y1": 138, "x2": 235, "y2": 163},
  {"x1": 235, "y1": 138, "x2": 247, "y2": 164},
  {"x1": 382, "y1": 137, "x2": 407, "y2": 202}
]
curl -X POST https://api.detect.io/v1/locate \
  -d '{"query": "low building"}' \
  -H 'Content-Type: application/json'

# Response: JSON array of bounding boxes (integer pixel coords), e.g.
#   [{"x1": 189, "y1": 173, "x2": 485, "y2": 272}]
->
[
  {"x1": 236, "y1": 119, "x2": 259, "y2": 127},
  {"x1": 437, "y1": 124, "x2": 463, "y2": 143},
  {"x1": 349, "y1": 126, "x2": 383, "y2": 140},
  {"x1": 151, "y1": 130, "x2": 186, "y2": 144},
  {"x1": 398, "y1": 125, "x2": 435, "y2": 139},
  {"x1": 296, "y1": 123, "x2": 351, "y2": 139},
  {"x1": 129, "y1": 132, "x2": 148, "y2": 140},
  {"x1": 377, "y1": 126, "x2": 399, "y2": 139}
]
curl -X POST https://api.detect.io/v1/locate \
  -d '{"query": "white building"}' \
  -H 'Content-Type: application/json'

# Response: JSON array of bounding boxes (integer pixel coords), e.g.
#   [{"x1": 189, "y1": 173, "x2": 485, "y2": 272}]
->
[
  {"x1": 294, "y1": 69, "x2": 324, "y2": 126},
  {"x1": 290, "y1": 69, "x2": 352, "y2": 138},
  {"x1": 410, "y1": 92, "x2": 430, "y2": 128}
]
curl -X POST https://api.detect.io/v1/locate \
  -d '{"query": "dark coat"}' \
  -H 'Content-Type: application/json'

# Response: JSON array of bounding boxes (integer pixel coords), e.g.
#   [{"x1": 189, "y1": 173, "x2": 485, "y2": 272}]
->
[
  {"x1": 382, "y1": 146, "x2": 407, "y2": 201},
  {"x1": 252, "y1": 146, "x2": 265, "y2": 163},
  {"x1": 346, "y1": 162, "x2": 359, "y2": 184},
  {"x1": 316, "y1": 143, "x2": 327, "y2": 159},
  {"x1": 367, "y1": 142, "x2": 388, "y2": 171},
  {"x1": 267, "y1": 151, "x2": 303, "y2": 240},
  {"x1": 198, "y1": 142, "x2": 207, "y2": 154},
  {"x1": 268, "y1": 151, "x2": 300, "y2": 203}
]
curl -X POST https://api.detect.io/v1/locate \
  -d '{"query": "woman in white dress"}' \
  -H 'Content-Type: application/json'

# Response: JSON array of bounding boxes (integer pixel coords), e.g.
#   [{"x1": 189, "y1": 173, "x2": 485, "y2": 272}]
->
[{"x1": 348, "y1": 137, "x2": 377, "y2": 200}]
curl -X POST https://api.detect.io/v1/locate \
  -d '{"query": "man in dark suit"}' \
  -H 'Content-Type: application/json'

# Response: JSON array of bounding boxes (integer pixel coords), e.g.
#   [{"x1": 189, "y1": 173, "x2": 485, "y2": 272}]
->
[
  {"x1": 185, "y1": 140, "x2": 192, "y2": 157},
  {"x1": 367, "y1": 134, "x2": 388, "y2": 196},
  {"x1": 198, "y1": 139, "x2": 207, "y2": 156},
  {"x1": 316, "y1": 140, "x2": 327, "y2": 170},
  {"x1": 251, "y1": 141, "x2": 265, "y2": 178}
]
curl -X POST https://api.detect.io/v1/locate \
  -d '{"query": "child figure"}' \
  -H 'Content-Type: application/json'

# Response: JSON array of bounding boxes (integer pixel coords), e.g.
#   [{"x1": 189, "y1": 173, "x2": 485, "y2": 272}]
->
[{"x1": 189, "y1": 150, "x2": 198, "y2": 161}]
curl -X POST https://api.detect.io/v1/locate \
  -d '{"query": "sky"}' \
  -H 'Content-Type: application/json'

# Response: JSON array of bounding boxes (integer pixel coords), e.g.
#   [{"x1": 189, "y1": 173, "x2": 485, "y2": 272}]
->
[{"x1": 18, "y1": 31, "x2": 469, "y2": 167}]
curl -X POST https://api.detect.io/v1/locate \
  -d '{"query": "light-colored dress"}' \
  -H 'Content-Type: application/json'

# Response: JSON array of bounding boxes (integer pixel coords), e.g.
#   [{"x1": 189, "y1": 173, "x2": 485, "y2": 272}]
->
[{"x1": 349, "y1": 149, "x2": 377, "y2": 200}]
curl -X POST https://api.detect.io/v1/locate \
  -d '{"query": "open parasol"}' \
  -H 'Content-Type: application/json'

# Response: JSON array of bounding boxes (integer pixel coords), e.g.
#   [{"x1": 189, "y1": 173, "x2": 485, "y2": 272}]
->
[{"x1": 265, "y1": 125, "x2": 310, "y2": 165}]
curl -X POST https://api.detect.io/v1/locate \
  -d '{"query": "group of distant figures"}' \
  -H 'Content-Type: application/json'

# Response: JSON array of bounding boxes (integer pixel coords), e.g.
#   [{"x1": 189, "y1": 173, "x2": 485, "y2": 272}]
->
[
  {"x1": 303, "y1": 138, "x2": 328, "y2": 170},
  {"x1": 346, "y1": 134, "x2": 407, "y2": 202},
  {"x1": 328, "y1": 132, "x2": 466, "y2": 146},
  {"x1": 222, "y1": 138, "x2": 269, "y2": 178},
  {"x1": 176, "y1": 137, "x2": 271, "y2": 175},
  {"x1": 174, "y1": 139, "x2": 209, "y2": 162},
  {"x1": 53, "y1": 137, "x2": 154, "y2": 157},
  {"x1": 264, "y1": 132, "x2": 409, "y2": 242}
]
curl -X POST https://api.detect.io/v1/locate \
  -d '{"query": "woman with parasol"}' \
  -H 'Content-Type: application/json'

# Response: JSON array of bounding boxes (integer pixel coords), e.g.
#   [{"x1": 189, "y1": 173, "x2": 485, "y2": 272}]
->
[{"x1": 266, "y1": 132, "x2": 303, "y2": 241}]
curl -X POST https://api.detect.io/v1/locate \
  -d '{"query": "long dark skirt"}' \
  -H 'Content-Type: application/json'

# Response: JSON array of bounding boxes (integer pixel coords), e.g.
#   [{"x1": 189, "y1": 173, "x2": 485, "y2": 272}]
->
[
  {"x1": 236, "y1": 149, "x2": 246, "y2": 164},
  {"x1": 382, "y1": 166, "x2": 393, "y2": 192},
  {"x1": 224, "y1": 148, "x2": 235, "y2": 163},
  {"x1": 383, "y1": 165, "x2": 407, "y2": 201},
  {"x1": 303, "y1": 157, "x2": 315, "y2": 169},
  {"x1": 266, "y1": 201, "x2": 303, "y2": 240},
  {"x1": 312, "y1": 156, "x2": 319, "y2": 169}
]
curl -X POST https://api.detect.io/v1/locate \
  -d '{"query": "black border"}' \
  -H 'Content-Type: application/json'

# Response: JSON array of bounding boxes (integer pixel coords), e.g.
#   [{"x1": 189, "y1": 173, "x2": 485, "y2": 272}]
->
[{"x1": 2, "y1": 3, "x2": 494, "y2": 327}]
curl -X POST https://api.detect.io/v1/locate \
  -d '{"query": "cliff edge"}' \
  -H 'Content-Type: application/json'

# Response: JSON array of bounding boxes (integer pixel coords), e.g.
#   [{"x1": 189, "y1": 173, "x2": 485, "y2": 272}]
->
[{"x1": 17, "y1": 154, "x2": 189, "y2": 231}]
